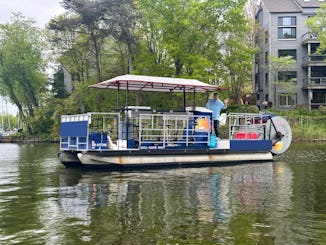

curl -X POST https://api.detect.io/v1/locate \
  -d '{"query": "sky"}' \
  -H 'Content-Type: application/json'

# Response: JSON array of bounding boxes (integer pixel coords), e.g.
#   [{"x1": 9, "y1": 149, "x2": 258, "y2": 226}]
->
[
  {"x1": 0, "y1": 0, "x2": 65, "y2": 27},
  {"x1": 0, "y1": 0, "x2": 65, "y2": 115}
]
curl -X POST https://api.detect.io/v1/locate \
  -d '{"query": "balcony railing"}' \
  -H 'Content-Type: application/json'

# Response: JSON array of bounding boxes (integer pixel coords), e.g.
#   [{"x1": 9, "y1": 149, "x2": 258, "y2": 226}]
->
[
  {"x1": 310, "y1": 77, "x2": 326, "y2": 85},
  {"x1": 302, "y1": 55, "x2": 326, "y2": 65},
  {"x1": 311, "y1": 102, "x2": 326, "y2": 109},
  {"x1": 301, "y1": 32, "x2": 318, "y2": 43},
  {"x1": 303, "y1": 77, "x2": 326, "y2": 87}
]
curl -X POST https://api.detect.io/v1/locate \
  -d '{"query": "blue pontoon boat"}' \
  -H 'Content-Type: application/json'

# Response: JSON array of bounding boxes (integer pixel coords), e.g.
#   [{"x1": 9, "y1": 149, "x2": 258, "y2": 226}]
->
[{"x1": 58, "y1": 75, "x2": 292, "y2": 168}]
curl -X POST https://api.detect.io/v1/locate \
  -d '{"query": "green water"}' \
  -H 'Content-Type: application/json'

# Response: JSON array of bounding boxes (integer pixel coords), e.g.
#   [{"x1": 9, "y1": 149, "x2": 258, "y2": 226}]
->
[{"x1": 0, "y1": 143, "x2": 325, "y2": 244}]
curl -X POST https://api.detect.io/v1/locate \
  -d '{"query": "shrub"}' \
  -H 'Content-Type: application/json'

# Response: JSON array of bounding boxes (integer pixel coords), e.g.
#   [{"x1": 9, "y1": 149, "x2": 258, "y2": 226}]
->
[
  {"x1": 225, "y1": 104, "x2": 259, "y2": 113},
  {"x1": 319, "y1": 106, "x2": 326, "y2": 115}
]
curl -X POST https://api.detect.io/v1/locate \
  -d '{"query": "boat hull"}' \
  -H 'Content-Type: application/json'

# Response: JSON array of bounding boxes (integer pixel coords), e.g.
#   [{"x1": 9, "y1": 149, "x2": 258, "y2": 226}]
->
[
  {"x1": 64, "y1": 149, "x2": 274, "y2": 168},
  {"x1": 58, "y1": 151, "x2": 84, "y2": 168}
]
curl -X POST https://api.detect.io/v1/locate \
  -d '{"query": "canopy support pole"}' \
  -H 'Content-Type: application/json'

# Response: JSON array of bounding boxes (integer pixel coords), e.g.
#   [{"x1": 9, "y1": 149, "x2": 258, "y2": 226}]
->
[
  {"x1": 193, "y1": 89, "x2": 196, "y2": 110},
  {"x1": 126, "y1": 81, "x2": 129, "y2": 108},
  {"x1": 183, "y1": 87, "x2": 186, "y2": 110},
  {"x1": 125, "y1": 81, "x2": 129, "y2": 147},
  {"x1": 116, "y1": 84, "x2": 120, "y2": 110}
]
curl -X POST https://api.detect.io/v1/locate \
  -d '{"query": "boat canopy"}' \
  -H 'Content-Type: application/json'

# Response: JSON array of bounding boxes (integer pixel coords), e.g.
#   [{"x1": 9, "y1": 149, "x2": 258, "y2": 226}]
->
[{"x1": 89, "y1": 74, "x2": 221, "y2": 93}]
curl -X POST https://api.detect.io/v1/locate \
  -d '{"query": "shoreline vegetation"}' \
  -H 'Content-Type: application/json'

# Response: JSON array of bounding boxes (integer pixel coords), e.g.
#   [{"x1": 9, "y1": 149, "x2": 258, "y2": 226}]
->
[{"x1": 284, "y1": 116, "x2": 326, "y2": 142}]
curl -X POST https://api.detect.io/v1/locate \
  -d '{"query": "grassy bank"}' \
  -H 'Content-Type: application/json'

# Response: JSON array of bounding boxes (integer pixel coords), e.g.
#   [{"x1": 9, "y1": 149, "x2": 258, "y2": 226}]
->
[{"x1": 284, "y1": 116, "x2": 326, "y2": 141}]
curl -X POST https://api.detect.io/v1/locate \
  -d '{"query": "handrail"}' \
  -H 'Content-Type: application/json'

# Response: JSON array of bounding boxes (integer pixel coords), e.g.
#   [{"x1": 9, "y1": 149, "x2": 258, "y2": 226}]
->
[
  {"x1": 228, "y1": 113, "x2": 268, "y2": 140},
  {"x1": 138, "y1": 113, "x2": 211, "y2": 149}
]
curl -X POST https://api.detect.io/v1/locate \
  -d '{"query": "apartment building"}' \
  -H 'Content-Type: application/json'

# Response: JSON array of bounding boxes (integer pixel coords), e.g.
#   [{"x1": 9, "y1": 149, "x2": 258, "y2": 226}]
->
[{"x1": 255, "y1": 0, "x2": 326, "y2": 110}]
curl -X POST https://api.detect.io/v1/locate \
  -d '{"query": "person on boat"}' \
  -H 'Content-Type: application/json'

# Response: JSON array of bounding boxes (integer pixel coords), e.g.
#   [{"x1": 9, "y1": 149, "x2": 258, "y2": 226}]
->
[{"x1": 206, "y1": 92, "x2": 228, "y2": 138}]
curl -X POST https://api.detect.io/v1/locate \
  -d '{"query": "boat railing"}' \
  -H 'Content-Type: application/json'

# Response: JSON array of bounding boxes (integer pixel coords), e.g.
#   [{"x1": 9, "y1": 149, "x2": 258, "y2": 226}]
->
[
  {"x1": 228, "y1": 113, "x2": 269, "y2": 140},
  {"x1": 138, "y1": 112, "x2": 211, "y2": 149},
  {"x1": 60, "y1": 110, "x2": 212, "y2": 151},
  {"x1": 60, "y1": 112, "x2": 121, "y2": 151}
]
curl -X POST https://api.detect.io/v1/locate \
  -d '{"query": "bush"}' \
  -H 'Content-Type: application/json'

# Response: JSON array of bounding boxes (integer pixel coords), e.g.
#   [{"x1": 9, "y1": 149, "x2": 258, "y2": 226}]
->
[
  {"x1": 225, "y1": 104, "x2": 259, "y2": 113},
  {"x1": 276, "y1": 108, "x2": 324, "y2": 117},
  {"x1": 319, "y1": 106, "x2": 326, "y2": 115}
]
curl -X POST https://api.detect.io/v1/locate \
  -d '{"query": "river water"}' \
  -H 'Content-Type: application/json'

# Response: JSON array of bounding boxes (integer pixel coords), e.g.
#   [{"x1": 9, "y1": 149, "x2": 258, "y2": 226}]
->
[{"x1": 0, "y1": 142, "x2": 325, "y2": 245}]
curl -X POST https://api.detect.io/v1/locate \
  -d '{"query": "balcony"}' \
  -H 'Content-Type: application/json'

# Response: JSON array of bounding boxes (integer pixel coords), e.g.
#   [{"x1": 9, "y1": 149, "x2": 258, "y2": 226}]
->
[
  {"x1": 311, "y1": 102, "x2": 326, "y2": 109},
  {"x1": 303, "y1": 77, "x2": 326, "y2": 89},
  {"x1": 301, "y1": 32, "x2": 320, "y2": 45},
  {"x1": 302, "y1": 55, "x2": 326, "y2": 66}
]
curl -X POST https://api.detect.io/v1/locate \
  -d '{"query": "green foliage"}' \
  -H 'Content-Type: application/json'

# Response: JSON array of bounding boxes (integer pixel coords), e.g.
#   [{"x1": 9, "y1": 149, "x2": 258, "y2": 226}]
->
[
  {"x1": 259, "y1": 108, "x2": 326, "y2": 141},
  {"x1": 134, "y1": 0, "x2": 257, "y2": 105},
  {"x1": 48, "y1": 0, "x2": 137, "y2": 82},
  {"x1": 287, "y1": 116, "x2": 326, "y2": 141},
  {"x1": 276, "y1": 108, "x2": 325, "y2": 117},
  {"x1": 306, "y1": 3, "x2": 326, "y2": 52},
  {"x1": 319, "y1": 105, "x2": 326, "y2": 114},
  {"x1": 225, "y1": 104, "x2": 259, "y2": 113},
  {"x1": 0, "y1": 13, "x2": 48, "y2": 125},
  {"x1": 0, "y1": 114, "x2": 18, "y2": 132},
  {"x1": 47, "y1": 13, "x2": 92, "y2": 82},
  {"x1": 220, "y1": 3, "x2": 258, "y2": 104},
  {"x1": 52, "y1": 67, "x2": 69, "y2": 99},
  {"x1": 269, "y1": 55, "x2": 296, "y2": 82},
  {"x1": 29, "y1": 106, "x2": 55, "y2": 139}
]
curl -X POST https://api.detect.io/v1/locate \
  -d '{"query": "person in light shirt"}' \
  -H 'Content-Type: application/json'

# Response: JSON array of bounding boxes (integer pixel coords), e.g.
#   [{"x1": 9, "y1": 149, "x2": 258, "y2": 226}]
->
[{"x1": 205, "y1": 92, "x2": 228, "y2": 138}]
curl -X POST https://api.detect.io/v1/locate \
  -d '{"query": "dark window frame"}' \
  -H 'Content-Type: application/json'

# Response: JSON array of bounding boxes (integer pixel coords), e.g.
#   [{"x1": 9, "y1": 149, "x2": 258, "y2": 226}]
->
[
  {"x1": 278, "y1": 16, "x2": 297, "y2": 39},
  {"x1": 278, "y1": 16, "x2": 296, "y2": 26},
  {"x1": 278, "y1": 49, "x2": 297, "y2": 60},
  {"x1": 278, "y1": 71, "x2": 297, "y2": 83},
  {"x1": 278, "y1": 93, "x2": 297, "y2": 109}
]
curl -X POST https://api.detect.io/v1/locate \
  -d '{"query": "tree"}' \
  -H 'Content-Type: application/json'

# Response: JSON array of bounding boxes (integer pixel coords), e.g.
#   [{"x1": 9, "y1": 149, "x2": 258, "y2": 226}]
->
[
  {"x1": 52, "y1": 67, "x2": 69, "y2": 99},
  {"x1": 269, "y1": 55, "x2": 296, "y2": 82},
  {"x1": 306, "y1": 3, "x2": 326, "y2": 52},
  {"x1": 220, "y1": 3, "x2": 258, "y2": 104},
  {"x1": 134, "y1": 0, "x2": 256, "y2": 104},
  {"x1": 49, "y1": 0, "x2": 137, "y2": 83},
  {"x1": 268, "y1": 55, "x2": 296, "y2": 107},
  {"x1": 47, "y1": 13, "x2": 94, "y2": 82},
  {"x1": 135, "y1": 0, "x2": 216, "y2": 78},
  {"x1": 0, "y1": 14, "x2": 48, "y2": 133}
]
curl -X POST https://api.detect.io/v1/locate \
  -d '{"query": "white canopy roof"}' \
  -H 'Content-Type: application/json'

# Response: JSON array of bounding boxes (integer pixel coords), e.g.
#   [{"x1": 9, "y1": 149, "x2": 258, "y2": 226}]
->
[{"x1": 89, "y1": 74, "x2": 221, "y2": 93}]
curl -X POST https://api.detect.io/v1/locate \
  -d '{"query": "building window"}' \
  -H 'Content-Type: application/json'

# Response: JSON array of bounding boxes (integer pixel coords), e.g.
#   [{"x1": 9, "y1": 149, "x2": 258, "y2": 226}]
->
[
  {"x1": 265, "y1": 51, "x2": 268, "y2": 64},
  {"x1": 278, "y1": 28, "x2": 296, "y2": 39},
  {"x1": 278, "y1": 71, "x2": 297, "y2": 83},
  {"x1": 278, "y1": 16, "x2": 296, "y2": 26},
  {"x1": 278, "y1": 93, "x2": 296, "y2": 108},
  {"x1": 312, "y1": 91, "x2": 326, "y2": 104},
  {"x1": 278, "y1": 49, "x2": 297, "y2": 60},
  {"x1": 265, "y1": 31, "x2": 268, "y2": 44},
  {"x1": 265, "y1": 73, "x2": 269, "y2": 86},
  {"x1": 278, "y1": 17, "x2": 296, "y2": 39}
]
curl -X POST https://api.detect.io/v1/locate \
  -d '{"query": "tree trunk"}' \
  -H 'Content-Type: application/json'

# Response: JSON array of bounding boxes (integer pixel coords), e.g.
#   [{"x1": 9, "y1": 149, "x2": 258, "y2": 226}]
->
[
  {"x1": 90, "y1": 31, "x2": 102, "y2": 83},
  {"x1": 175, "y1": 58, "x2": 183, "y2": 76}
]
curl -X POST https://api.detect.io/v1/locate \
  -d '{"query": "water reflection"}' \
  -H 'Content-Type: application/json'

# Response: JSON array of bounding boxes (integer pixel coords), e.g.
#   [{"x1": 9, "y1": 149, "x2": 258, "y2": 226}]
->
[
  {"x1": 0, "y1": 143, "x2": 62, "y2": 244},
  {"x1": 57, "y1": 162, "x2": 295, "y2": 244}
]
